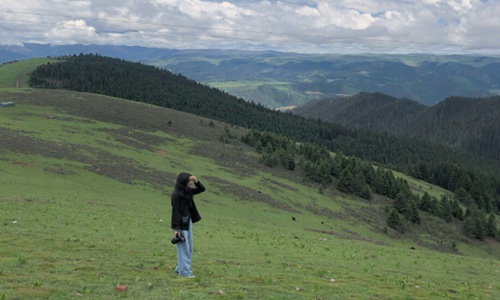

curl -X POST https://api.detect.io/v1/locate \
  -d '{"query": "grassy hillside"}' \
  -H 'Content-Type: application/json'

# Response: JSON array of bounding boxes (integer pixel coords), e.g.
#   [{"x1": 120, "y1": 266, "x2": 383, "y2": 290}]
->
[
  {"x1": 1, "y1": 89, "x2": 499, "y2": 299},
  {"x1": 208, "y1": 80, "x2": 314, "y2": 109},
  {"x1": 0, "y1": 58, "x2": 57, "y2": 89}
]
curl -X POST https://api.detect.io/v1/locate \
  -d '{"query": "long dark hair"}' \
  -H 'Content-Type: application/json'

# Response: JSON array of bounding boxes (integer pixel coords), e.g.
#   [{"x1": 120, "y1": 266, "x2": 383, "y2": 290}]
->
[{"x1": 173, "y1": 172, "x2": 192, "y2": 196}]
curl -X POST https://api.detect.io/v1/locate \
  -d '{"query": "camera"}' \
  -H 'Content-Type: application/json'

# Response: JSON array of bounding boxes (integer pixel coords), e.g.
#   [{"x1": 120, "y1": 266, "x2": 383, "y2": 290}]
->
[{"x1": 171, "y1": 235, "x2": 185, "y2": 244}]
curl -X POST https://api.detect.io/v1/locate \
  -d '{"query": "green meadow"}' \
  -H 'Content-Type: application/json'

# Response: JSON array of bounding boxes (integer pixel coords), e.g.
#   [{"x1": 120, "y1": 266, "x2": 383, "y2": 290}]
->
[
  {"x1": 0, "y1": 58, "x2": 57, "y2": 89},
  {"x1": 208, "y1": 80, "x2": 313, "y2": 109},
  {"x1": 0, "y1": 88, "x2": 498, "y2": 299},
  {"x1": 209, "y1": 81, "x2": 292, "y2": 90}
]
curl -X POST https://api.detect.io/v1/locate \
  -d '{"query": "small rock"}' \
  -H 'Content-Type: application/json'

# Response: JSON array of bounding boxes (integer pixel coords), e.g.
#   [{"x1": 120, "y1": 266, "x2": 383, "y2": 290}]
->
[
  {"x1": 330, "y1": 278, "x2": 336, "y2": 283},
  {"x1": 115, "y1": 285, "x2": 128, "y2": 292},
  {"x1": 217, "y1": 289, "x2": 225, "y2": 295}
]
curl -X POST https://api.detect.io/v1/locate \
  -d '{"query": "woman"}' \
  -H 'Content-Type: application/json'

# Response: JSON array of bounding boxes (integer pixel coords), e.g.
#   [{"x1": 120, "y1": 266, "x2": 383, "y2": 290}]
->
[{"x1": 171, "y1": 172, "x2": 205, "y2": 278}]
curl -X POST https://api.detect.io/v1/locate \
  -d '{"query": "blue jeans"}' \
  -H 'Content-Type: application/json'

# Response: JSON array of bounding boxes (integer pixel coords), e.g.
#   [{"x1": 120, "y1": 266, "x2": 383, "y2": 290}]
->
[{"x1": 175, "y1": 221, "x2": 194, "y2": 276}]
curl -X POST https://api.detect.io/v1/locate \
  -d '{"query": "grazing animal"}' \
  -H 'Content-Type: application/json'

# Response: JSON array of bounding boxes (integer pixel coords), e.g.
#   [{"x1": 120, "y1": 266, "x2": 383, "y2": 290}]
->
[{"x1": 292, "y1": 216, "x2": 296, "y2": 221}]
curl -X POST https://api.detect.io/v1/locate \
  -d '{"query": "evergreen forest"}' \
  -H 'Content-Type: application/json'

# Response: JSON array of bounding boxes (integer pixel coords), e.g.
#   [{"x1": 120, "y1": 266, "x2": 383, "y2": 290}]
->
[{"x1": 292, "y1": 92, "x2": 500, "y2": 165}]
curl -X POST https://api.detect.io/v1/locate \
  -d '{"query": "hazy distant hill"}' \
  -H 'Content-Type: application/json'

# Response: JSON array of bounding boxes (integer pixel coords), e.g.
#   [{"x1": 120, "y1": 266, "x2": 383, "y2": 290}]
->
[
  {"x1": 292, "y1": 93, "x2": 500, "y2": 163},
  {"x1": 3, "y1": 43, "x2": 500, "y2": 107},
  {"x1": 150, "y1": 53, "x2": 500, "y2": 107}
]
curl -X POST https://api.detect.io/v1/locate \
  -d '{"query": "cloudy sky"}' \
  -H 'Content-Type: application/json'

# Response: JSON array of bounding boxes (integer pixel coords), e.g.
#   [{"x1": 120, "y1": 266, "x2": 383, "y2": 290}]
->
[{"x1": 1, "y1": 0, "x2": 499, "y2": 54}]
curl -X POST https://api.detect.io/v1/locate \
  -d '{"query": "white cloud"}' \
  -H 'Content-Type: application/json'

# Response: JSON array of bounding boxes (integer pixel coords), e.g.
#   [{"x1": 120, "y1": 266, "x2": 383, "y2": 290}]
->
[
  {"x1": 453, "y1": 0, "x2": 500, "y2": 50},
  {"x1": 45, "y1": 20, "x2": 97, "y2": 44},
  {"x1": 447, "y1": 0, "x2": 476, "y2": 12},
  {"x1": 0, "y1": 0, "x2": 499, "y2": 54},
  {"x1": 295, "y1": 5, "x2": 319, "y2": 18},
  {"x1": 308, "y1": 2, "x2": 377, "y2": 30}
]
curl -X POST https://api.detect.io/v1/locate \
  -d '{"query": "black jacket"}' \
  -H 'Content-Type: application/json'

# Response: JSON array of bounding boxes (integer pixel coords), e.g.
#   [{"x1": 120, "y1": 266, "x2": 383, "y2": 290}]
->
[{"x1": 171, "y1": 173, "x2": 205, "y2": 230}]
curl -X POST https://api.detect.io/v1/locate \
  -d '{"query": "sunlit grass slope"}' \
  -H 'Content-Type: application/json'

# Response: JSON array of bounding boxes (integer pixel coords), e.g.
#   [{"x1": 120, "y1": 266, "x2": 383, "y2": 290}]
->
[
  {"x1": 0, "y1": 89, "x2": 498, "y2": 299},
  {"x1": 0, "y1": 58, "x2": 57, "y2": 89}
]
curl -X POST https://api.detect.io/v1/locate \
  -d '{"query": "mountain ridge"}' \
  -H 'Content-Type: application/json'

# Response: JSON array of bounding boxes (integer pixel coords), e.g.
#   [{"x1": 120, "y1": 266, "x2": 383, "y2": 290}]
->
[
  {"x1": 292, "y1": 93, "x2": 500, "y2": 163},
  {"x1": 3, "y1": 43, "x2": 500, "y2": 107}
]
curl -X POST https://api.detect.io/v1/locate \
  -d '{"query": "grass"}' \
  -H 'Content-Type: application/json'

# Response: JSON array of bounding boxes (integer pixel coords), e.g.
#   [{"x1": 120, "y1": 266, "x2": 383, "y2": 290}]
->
[
  {"x1": 2, "y1": 180, "x2": 498, "y2": 300},
  {"x1": 0, "y1": 58, "x2": 58, "y2": 89},
  {"x1": 393, "y1": 171, "x2": 451, "y2": 199},
  {"x1": 0, "y1": 87, "x2": 499, "y2": 299},
  {"x1": 209, "y1": 80, "x2": 292, "y2": 90},
  {"x1": 208, "y1": 80, "x2": 315, "y2": 108}
]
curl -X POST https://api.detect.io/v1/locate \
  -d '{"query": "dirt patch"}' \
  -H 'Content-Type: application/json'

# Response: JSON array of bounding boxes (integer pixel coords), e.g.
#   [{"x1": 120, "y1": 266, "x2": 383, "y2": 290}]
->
[
  {"x1": 191, "y1": 141, "x2": 259, "y2": 178},
  {"x1": 305, "y1": 203, "x2": 342, "y2": 219},
  {"x1": 261, "y1": 177, "x2": 300, "y2": 192},
  {"x1": 204, "y1": 175, "x2": 298, "y2": 212},
  {"x1": 43, "y1": 165, "x2": 76, "y2": 175},
  {"x1": 308, "y1": 228, "x2": 387, "y2": 246},
  {"x1": 13, "y1": 162, "x2": 33, "y2": 167},
  {"x1": 44, "y1": 114, "x2": 96, "y2": 124},
  {"x1": 97, "y1": 127, "x2": 169, "y2": 151}
]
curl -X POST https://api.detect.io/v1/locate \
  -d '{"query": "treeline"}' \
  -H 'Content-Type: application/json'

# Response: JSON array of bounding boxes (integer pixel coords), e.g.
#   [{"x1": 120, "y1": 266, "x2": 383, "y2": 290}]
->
[
  {"x1": 29, "y1": 54, "x2": 500, "y2": 216},
  {"x1": 242, "y1": 130, "x2": 499, "y2": 240}
]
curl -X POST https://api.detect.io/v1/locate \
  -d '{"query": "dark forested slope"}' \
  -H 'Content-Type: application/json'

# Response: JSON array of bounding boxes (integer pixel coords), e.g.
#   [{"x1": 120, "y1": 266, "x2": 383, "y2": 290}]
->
[
  {"x1": 29, "y1": 54, "x2": 500, "y2": 216},
  {"x1": 292, "y1": 93, "x2": 500, "y2": 163}
]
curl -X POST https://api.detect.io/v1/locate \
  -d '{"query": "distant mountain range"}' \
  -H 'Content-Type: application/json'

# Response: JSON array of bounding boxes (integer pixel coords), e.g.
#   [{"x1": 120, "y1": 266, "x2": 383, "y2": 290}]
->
[
  {"x1": 292, "y1": 93, "x2": 500, "y2": 163},
  {"x1": 2, "y1": 43, "x2": 500, "y2": 107}
]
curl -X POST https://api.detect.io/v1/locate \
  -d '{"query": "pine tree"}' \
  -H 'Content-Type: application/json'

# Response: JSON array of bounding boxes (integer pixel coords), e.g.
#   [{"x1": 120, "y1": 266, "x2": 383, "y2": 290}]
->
[
  {"x1": 405, "y1": 200, "x2": 421, "y2": 224},
  {"x1": 463, "y1": 204, "x2": 486, "y2": 240},
  {"x1": 386, "y1": 209, "x2": 403, "y2": 232},
  {"x1": 281, "y1": 154, "x2": 296, "y2": 171},
  {"x1": 393, "y1": 191, "x2": 408, "y2": 214},
  {"x1": 419, "y1": 192, "x2": 433, "y2": 213},
  {"x1": 485, "y1": 214, "x2": 498, "y2": 239}
]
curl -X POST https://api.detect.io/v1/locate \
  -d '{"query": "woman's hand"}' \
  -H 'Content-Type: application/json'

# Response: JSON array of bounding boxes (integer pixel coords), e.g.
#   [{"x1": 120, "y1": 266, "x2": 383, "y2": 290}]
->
[
  {"x1": 189, "y1": 175, "x2": 198, "y2": 183},
  {"x1": 174, "y1": 231, "x2": 181, "y2": 237}
]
